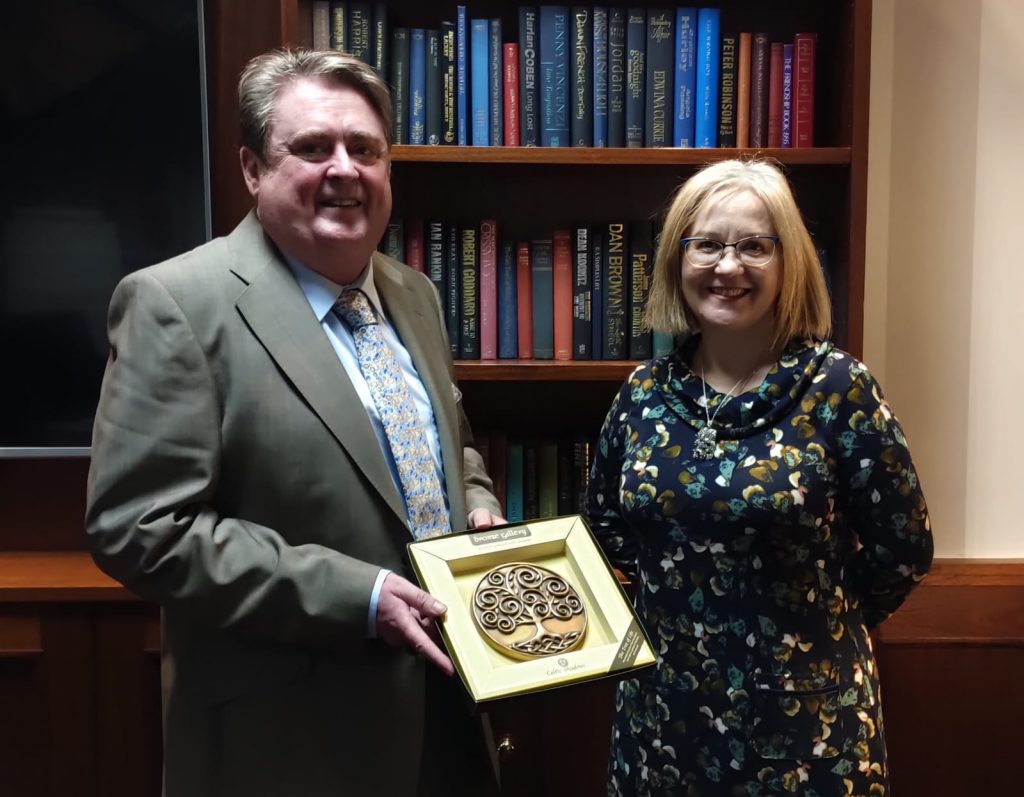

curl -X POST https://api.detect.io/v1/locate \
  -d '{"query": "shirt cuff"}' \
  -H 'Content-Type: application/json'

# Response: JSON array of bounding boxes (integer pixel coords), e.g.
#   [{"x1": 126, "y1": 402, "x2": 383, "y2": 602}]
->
[{"x1": 367, "y1": 568, "x2": 392, "y2": 638}]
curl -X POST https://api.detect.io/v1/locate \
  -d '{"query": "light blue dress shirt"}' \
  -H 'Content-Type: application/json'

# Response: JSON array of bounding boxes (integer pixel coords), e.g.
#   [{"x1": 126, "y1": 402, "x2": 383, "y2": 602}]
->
[{"x1": 285, "y1": 256, "x2": 449, "y2": 637}]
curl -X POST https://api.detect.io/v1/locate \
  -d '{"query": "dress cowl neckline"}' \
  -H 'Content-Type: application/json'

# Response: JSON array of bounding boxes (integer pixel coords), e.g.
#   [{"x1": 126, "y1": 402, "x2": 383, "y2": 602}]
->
[{"x1": 652, "y1": 336, "x2": 833, "y2": 440}]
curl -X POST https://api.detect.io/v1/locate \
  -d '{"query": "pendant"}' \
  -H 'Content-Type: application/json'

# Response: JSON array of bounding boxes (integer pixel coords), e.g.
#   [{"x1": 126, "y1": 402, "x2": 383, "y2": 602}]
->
[{"x1": 693, "y1": 425, "x2": 717, "y2": 460}]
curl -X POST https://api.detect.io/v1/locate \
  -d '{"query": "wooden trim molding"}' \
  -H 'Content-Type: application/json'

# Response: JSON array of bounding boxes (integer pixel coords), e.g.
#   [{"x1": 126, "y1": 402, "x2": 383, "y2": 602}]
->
[
  {"x1": 875, "y1": 559, "x2": 1024, "y2": 646},
  {"x1": 0, "y1": 553, "x2": 133, "y2": 602},
  {"x1": 0, "y1": 614, "x2": 43, "y2": 657},
  {"x1": 2, "y1": 554, "x2": 1021, "y2": 618}
]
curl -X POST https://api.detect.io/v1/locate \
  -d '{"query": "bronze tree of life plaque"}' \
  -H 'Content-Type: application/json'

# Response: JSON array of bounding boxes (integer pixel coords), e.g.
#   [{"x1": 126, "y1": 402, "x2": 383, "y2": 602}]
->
[{"x1": 471, "y1": 562, "x2": 588, "y2": 660}]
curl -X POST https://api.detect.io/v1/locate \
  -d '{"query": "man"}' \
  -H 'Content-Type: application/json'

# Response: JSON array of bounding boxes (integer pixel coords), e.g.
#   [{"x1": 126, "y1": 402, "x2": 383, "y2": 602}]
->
[{"x1": 86, "y1": 49, "x2": 503, "y2": 796}]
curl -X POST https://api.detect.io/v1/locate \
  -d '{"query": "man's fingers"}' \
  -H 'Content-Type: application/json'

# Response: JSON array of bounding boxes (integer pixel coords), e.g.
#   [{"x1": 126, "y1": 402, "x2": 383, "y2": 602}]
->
[
  {"x1": 383, "y1": 573, "x2": 447, "y2": 618},
  {"x1": 377, "y1": 574, "x2": 453, "y2": 675},
  {"x1": 467, "y1": 508, "x2": 507, "y2": 530},
  {"x1": 403, "y1": 615, "x2": 454, "y2": 676}
]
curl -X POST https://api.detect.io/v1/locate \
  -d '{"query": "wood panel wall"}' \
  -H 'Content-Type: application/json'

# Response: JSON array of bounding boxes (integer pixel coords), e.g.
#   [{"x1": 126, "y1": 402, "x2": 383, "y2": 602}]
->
[
  {"x1": 875, "y1": 561, "x2": 1024, "y2": 796},
  {"x1": 1, "y1": 557, "x2": 1022, "y2": 796}
]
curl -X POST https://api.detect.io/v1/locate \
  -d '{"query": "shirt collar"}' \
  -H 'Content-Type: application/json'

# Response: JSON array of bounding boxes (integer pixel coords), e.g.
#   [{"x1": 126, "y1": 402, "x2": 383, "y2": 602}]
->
[{"x1": 283, "y1": 254, "x2": 384, "y2": 323}]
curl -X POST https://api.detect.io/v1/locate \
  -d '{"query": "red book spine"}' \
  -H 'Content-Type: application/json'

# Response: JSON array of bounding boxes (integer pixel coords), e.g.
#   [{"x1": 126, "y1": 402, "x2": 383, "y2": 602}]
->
[
  {"x1": 503, "y1": 43, "x2": 520, "y2": 146},
  {"x1": 516, "y1": 241, "x2": 534, "y2": 358},
  {"x1": 552, "y1": 229, "x2": 573, "y2": 361},
  {"x1": 767, "y1": 42, "x2": 784, "y2": 147},
  {"x1": 405, "y1": 218, "x2": 424, "y2": 272},
  {"x1": 794, "y1": 32, "x2": 816, "y2": 147},
  {"x1": 479, "y1": 219, "x2": 498, "y2": 359}
]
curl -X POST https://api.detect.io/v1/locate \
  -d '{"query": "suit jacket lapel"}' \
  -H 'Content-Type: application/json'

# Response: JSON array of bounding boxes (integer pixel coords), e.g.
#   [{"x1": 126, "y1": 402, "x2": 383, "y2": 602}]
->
[
  {"x1": 228, "y1": 215, "x2": 407, "y2": 524},
  {"x1": 373, "y1": 254, "x2": 466, "y2": 526}
]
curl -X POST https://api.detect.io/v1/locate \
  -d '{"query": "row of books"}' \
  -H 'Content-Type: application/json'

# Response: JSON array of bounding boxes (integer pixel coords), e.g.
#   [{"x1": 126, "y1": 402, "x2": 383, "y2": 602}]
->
[
  {"x1": 311, "y1": 5, "x2": 817, "y2": 148},
  {"x1": 381, "y1": 218, "x2": 675, "y2": 361},
  {"x1": 476, "y1": 432, "x2": 594, "y2": 522}
]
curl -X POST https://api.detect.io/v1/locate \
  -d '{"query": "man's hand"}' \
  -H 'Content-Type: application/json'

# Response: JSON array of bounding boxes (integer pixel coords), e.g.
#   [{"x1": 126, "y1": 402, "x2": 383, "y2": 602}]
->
[
  {"x1": 467, "y1": 508, "x2": 507, "y2": 529},
  {"x1": 376, "y1": 573, "x2": 454, "y2": 676}
]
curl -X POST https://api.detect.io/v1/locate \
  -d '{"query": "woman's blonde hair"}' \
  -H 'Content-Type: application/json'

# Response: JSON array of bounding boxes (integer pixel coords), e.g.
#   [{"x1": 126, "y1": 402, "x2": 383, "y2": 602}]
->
[{"x1": 644, "y1": 158, "x2": 831, "y2": 346}]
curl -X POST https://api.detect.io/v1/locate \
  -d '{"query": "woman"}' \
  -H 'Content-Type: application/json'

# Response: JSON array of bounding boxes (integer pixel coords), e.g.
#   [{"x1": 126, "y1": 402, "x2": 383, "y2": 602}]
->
[{"x1": 587, "y1": 159, "x2": 932, "y2": 796}]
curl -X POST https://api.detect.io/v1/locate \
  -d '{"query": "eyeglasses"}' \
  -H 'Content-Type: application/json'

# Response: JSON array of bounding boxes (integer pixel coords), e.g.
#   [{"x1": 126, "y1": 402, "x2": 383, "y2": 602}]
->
[{"x1": 679, "y1": 235, "x2": 780, "y2": 268}]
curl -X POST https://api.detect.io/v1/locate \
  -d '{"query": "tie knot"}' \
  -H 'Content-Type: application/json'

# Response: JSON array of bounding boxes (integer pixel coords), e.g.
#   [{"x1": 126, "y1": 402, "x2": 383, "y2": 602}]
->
[{"x1": 335, "y1": 289, "x2": 377, "y2": 329}]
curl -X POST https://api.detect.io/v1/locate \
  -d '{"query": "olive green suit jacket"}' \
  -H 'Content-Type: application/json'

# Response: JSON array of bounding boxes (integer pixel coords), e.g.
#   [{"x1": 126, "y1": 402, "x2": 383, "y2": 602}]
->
[{"x1": 86, "y1": 212, "x2": 500, "y2": 796}]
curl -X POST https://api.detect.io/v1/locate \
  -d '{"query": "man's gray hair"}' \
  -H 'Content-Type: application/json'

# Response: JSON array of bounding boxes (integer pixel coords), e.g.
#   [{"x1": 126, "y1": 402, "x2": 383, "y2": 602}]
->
[{"x1": 238, "y1": 48, "x2": 394, "y2": 161}]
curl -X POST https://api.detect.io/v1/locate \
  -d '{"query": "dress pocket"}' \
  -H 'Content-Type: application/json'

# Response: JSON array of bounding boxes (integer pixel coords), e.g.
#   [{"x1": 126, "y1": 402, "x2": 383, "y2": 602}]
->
[{"x1": 750, "y1": 670, "x2": 845, "y2": 761}]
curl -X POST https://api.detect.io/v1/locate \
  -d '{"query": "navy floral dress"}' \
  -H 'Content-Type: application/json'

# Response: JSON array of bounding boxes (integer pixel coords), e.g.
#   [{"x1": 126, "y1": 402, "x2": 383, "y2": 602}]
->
[{"x1": 587, "y1": 338, "x2": 932, "y2": 797}]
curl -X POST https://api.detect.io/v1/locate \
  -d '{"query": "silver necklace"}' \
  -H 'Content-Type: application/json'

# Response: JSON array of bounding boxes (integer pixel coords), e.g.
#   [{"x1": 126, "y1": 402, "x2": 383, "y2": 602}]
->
[{"x1": 693, "y1": 366, "x2": 759, "y2": 460}]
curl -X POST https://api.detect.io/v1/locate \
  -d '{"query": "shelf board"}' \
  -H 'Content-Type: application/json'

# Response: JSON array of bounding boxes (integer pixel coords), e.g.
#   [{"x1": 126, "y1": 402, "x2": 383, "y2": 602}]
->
[
  {"x1": 454, "y1": 360, "x2": 639, "y2": 381},
  {"x1": 0, "y1": 552, "x2": 133, "y2": 602},
  {"x1": 391, "y1": 146, "x2": 852, "y2": 166}
]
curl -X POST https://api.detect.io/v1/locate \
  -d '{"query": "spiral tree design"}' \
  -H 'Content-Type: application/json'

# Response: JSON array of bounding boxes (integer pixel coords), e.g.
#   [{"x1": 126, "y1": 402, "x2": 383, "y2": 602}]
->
[{"x1": 472, "y1": 563, "x2": 587, "y2": 659}]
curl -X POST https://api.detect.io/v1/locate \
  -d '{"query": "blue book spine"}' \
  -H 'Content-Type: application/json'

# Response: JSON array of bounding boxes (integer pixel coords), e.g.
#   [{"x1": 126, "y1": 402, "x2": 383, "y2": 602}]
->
[
  {"x1": 644, "y1": 9, "x2": 673, "y2": 147},
  {"x1": 390, "y1": 28, "x2": 409, "y2": 145},
  {"x1": 372, "y1": 3, "x2": 389, "y2": 77},
  {"x1": 624, "y1": 9, "x2": 645, "y2": 147},
  {"x1": 570, "y1": 7, "x2": 593, "y2": 146},
  {"x1": 498, "y1": 241, "x2": 518, "y2": 358},
  {"x1": 531, "y1": 239, "x2": 555, "y2": 358},
  {"x1": 673, "y1": 8, "x2": 696, "y2": 146},
  {"x1": 456, "y1": 7, "x2": 469, "y2": 145},
  {"x1": 593, "y1": 7, "x2": 609, "y2": 146},
  {"x1": 518, "y1": 7, "x2": 540, "y2": 146},
  {"x1": 590, "y1": 229, "x2": 604, "y2": 358},
  {"x1": 539, "y1": 6, "x2": 570, "y2": 147},
  {"x1": 441, "y1": 23, "x2": 457, "y2": 144},
  {"x1": 607, "y1": 9, "x2": 626, "y2": 146},
  {"x1": 409, "y1": 29, "x2": 427, "y2": 145},
  {"x1": 471, "y1": 19, "x2": 490, "y2": 146},
  {"x1": 425, "y1": 29, "x2": 442, "y2": 145},
  {"x1": 781, "y1": 43, "x2": 794, "y2": 148},
  {"x1": 506, "y1": 442, "x2": 525, "y2": 522},
  {"x1": 695, "y1": 8, "x2": 720, "y2": 147},
  {"x1": 489, "y1": 19, "x2": 503, "y2": 145}
]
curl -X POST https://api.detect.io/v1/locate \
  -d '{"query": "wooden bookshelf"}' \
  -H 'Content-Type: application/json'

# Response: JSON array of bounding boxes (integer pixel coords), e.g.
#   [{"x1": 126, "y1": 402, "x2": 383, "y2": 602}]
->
[
  {"x1": 391, "y1": 145, "x2": 854, "y2": 166},
  {"x1": 0, "y1": 1, "x2": 876, "y2": 795},
  {"x1": 454, "y1": 360, "x2": 637, "y2": 381},
  {"x1": 200, "y1": 4, "x2": 873, "y2": 794},
  {"x1": 207, "y1": 2, "x2": 871, "y2": 367}
]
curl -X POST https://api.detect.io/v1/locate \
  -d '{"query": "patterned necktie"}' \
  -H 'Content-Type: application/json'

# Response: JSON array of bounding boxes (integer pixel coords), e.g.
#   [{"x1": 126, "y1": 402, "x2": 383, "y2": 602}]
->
[{"x1": 334, "y1": 289, "x2": 451, "y2": 539}]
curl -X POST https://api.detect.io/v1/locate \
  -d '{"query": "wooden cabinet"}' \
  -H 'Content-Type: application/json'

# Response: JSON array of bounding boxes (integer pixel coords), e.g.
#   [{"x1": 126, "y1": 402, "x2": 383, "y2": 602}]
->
[
  {"x1": 0, "y1": 605, "x2": 94, "y2": 797},
  {"x1": 5, "y1": 557, "x2": 1024, "y2": 797},
  {"x1": 0, "y1": 555, "x2": 161, "y2": 797}
]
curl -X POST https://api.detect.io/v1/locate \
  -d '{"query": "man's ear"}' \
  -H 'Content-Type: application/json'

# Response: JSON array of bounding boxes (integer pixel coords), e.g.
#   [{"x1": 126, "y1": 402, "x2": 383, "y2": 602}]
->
[{"x1": 239, "y1": 146, "x2": 263, "y2": 199}]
